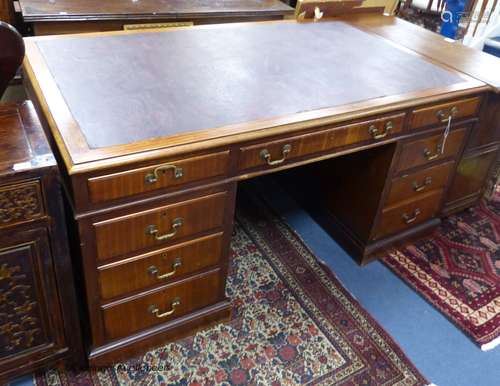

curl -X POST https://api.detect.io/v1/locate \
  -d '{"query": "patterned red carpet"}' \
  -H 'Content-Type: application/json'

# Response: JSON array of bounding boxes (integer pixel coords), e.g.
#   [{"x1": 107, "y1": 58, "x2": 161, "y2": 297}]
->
[
  {"x1": 36, "y1": 195, "x2": 427, "y2": 386},
  {"x1": 383, "y1": 196, "x2": 500, "y2": 350}
]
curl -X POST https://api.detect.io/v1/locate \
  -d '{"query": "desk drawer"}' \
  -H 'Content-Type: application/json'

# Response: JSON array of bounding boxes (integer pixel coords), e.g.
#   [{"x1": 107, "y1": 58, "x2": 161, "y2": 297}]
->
[
  {"x1": 0, "y1": 181, "x2": 45, "y2": 228},
  {"x1": 410, "y1": 97, "x2": 480, "y2": 129},
  {"x1": 395, "y1": 127, "x2": 467, "y2": 173},
  {"x1": 98, "y1": 232, "x2": 224, "y2": 299},
  {"x1": 374, "y1": 189, "x2": 443, "y2": 240},
  {"x1": 93, "y1": 192, "x2": 227, "y2": 261},
  {"x1": 238, "y1": 113, "x2": 404, "y2": 171},
  {"x1": 386, "y1": 161, "x2": 454, "y2": 206},
  {"x1": 87, "y1": 151, "x2": 230, "y2": 204},
  {"x1": 102, "y1": 268, "x2": 222, "y2": 340}
]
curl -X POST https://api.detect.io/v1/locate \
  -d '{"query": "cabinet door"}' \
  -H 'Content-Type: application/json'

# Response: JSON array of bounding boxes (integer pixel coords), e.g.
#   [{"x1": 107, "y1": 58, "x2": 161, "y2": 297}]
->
[
  {"x1": 0, "y1": 227, "x2": 66, "y2": 378},
  {"x1": 446, "y1": 147, "x2": 498, "y2": 204}
]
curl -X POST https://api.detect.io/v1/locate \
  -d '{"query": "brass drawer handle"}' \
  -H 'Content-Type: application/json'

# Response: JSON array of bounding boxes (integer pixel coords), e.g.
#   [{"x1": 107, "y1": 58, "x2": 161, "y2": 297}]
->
[
  {"x1": 148, "y1": 297, "x2": 181, "y2": 318},
  {"x1": 413, "y1": 176, "x2": 432, "y2": 192},
  {"x1": 423, "y1": 144, "x2": 442, "y2": 161},
  {"x1": 146, "y1": 217, "x2": 183, "y2": 241},
  {"x1": 145, "y1": 164, "x2": 184, "y2": 184},
  {"x1": 260, "y1": 144, "x2": 292, "y2": 166},
  {"x1": 436, "y1": 106, "x2": 458, "y2": 123},
  {"x1": 402, "y1": 208, "x2": 421, "y2": 224},
  {"x1": 368, "y1": 121, "x2": 393, "y2": 140},
  {"x1": 148, "y1": 257, "x2": 182, "y2": 280}
]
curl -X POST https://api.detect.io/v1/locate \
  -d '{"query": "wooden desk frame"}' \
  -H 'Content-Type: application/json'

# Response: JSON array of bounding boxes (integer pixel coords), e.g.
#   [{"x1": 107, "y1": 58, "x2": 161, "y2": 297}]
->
[{"x1": 22, "y1": 17, "x2": 500, "y2": 365}]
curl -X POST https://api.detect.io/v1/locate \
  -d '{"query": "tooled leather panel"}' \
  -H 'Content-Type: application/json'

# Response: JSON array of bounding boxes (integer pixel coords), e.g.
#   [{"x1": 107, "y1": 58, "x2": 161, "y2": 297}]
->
[{"x1": 37, "y1": 22, "x2": 464, "y2": 149}]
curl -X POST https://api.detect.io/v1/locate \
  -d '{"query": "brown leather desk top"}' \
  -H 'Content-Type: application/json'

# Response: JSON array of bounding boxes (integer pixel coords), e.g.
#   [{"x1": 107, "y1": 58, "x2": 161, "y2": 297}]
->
[
  {"x1": 19, "y1": 0, "x2": 294, "y2": 22},
  {"x1": 36, "y1": 22, "x2": 464, "y2": 147},
  {"x1": 342, "y1": 14, "x2": 500, "y2": 93},
  {"x1": 24, "y1": 20, "x2": 486, "y2": 172}
]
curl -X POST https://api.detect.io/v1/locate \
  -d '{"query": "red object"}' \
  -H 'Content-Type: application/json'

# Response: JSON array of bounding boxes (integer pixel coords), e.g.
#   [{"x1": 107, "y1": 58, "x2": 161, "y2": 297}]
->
[{"x1": 384, "y1": 195, "x2": 500, "y2": 349}]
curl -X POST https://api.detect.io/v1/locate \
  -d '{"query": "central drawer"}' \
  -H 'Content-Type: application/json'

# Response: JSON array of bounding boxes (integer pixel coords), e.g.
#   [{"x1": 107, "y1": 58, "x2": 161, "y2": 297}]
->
[
  {"x1": 93, "y1": 192, "x2": 227, "y2": 261},
  {"x1": 238, "y1": 113, "x2": 404, "y2": 171},
  {"x1": 98, "y1": 232, "x2": 224, "y2": 299},
  {"x1": 101, "y1": 268, "x2": 223, "y2": 340}
]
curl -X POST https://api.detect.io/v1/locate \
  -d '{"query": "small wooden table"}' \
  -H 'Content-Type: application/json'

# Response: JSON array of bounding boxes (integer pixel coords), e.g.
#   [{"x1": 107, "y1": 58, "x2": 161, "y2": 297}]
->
[
  {"x1": 23, "y1": 17, "x2": 500, "y2": 365},
  {"x1": 18, "y1": 0, "x2": 295, "y2": 35}
]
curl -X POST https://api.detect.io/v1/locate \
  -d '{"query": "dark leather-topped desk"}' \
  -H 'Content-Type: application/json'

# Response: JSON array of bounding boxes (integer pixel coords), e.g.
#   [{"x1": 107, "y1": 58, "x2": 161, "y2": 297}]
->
[
  {"x1": 18, "y1": 0, "x2": 295, "y2": 35},
  {"x1": 23, "y1": 17, "x2": 500, "y2": 365}
]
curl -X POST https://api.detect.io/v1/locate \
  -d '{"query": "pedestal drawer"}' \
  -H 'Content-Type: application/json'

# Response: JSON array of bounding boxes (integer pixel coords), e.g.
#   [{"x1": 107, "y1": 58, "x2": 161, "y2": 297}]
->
[
  {"x1": 395, "y1": 127, "x2": 467, "y2": 173},
  {"x1": 98, "y1": 232, "x2": 224, "y2": 299},
  {"x1": 93, "y1": 192, "x2": 227, "y2": 261},
  {"x1": 87, "y1": 151, "x2": 230, "y2": 204},
  {"x1": 386, "y1": 161, "x2": 454, "y2": 206},
  {"x1": 102, "y1": 268, "x2": 223, "y2": 340},
  {"x1": 410, "y1": 97, "x2": 480, "y2": 129},
  {"x1": 374, "y1": 189, "x2": 443, "y2": 240}
]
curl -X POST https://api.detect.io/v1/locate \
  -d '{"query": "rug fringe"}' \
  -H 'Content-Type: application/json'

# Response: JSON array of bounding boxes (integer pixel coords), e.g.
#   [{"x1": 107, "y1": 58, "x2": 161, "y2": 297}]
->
[{"x1": 481, "y1": 335, "x2": 500, "y2": 351}]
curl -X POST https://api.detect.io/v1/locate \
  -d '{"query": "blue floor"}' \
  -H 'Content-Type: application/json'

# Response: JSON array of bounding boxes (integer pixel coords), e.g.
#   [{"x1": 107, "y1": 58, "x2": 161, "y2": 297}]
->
[
  {"x1": 8, "y1": 375, "x2": 33, "y2": 386},
  {"x1": 9, "y1": 180, "x2": 500, "y2": 386}
]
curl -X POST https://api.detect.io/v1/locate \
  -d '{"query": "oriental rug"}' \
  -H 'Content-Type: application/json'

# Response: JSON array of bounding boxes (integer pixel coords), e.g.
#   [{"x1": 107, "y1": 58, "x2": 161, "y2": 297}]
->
[
  {"x1": 35, "y1": 195, "x2": 427, "y2": 386},
  {"x1": 383, "y1": 195, "x2": 500, "y2": 350}
]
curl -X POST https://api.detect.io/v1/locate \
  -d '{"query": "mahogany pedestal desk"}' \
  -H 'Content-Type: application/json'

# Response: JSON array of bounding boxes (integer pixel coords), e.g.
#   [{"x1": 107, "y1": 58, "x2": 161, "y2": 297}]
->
[
  {"x1": 22, "y1": 17, "x2": 500, "y2": 365},
  {"x1": 17, "y1": 0, "x2": 294, "y2": 35}
]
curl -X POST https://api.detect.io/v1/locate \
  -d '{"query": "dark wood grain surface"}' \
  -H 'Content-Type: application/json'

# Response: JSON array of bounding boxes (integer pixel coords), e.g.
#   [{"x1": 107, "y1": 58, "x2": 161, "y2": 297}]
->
[
  {"x1": 35, "y1": 21, "x2": 465, "y2": 149},
  {"x1": 395, "y1": 127, "x2": 468, "y2": 172},
  {"x1": 0, "y1": 102, "x2": 54, "y2": 175},
  {"x1": 97, "y1": 232, "x2": 224, "y2": 300},
  {"x1": 386, "y1": 161, "x2": 454, "y2": 205},
  {"x1": 93, "y1": 191, "x2": 227, "y2": 260},
  {"x1": 0, "y1": 0, "x2": 14, "y2": 24},
  {"x1": 374, "y1": 188, "x2": 443, "y2": 239},
  {"x1": 0, "y1": 102, "x2": 84, "y2": 382},
  {"x1": 19, "y1": 0, "x2": 293, "y2": 21},
  {"x1": 101, "y1": 268, "x2": 223, "y2": 340}
]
